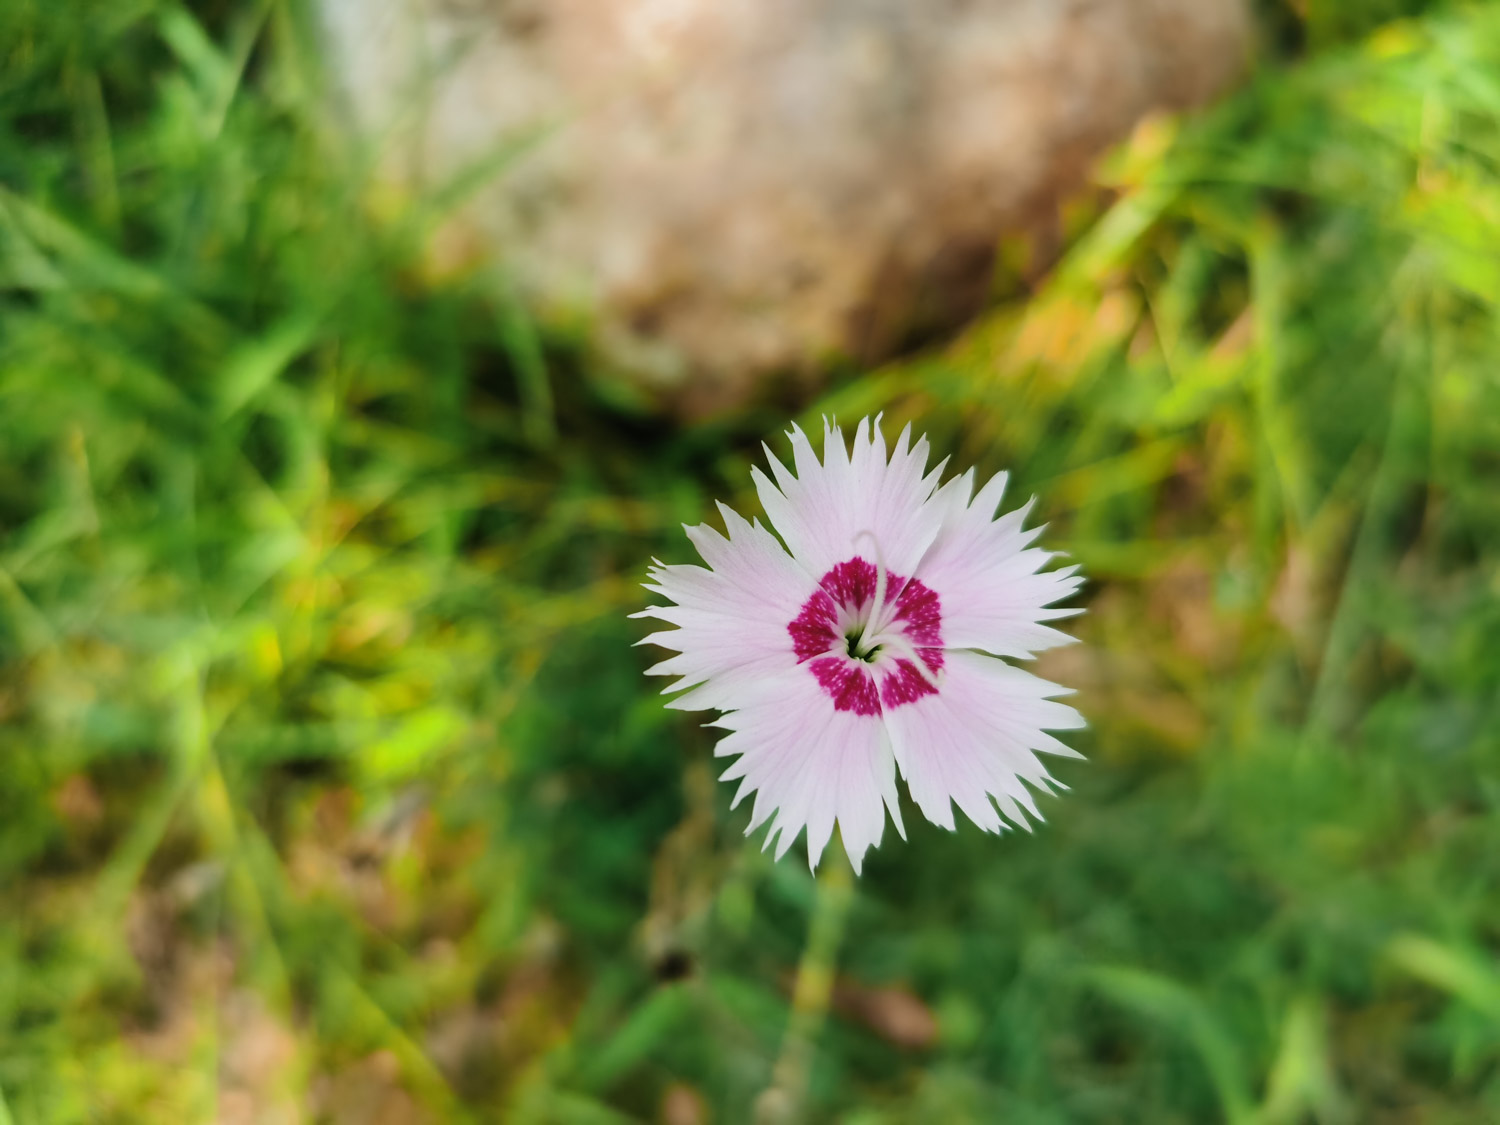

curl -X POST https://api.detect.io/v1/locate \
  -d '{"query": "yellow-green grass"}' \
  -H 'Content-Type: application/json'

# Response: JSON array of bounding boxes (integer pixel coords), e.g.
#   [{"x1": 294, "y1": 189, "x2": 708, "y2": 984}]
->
[{"x1": 2, "y1": 1, "x2": 1498, "y2": 1121}]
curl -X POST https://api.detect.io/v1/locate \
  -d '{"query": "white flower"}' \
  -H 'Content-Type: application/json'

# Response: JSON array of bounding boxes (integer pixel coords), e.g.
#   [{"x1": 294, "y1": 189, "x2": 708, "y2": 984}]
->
[{"x1": 635, "y1": 418, "x2": 1084, "y2": 873}]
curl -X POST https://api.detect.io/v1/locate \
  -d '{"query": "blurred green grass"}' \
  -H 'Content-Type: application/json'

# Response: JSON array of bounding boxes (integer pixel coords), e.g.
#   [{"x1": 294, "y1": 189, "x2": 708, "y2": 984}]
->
[{"x1": 5, "y1": 0, "x2": 1500, "y2": 1121}]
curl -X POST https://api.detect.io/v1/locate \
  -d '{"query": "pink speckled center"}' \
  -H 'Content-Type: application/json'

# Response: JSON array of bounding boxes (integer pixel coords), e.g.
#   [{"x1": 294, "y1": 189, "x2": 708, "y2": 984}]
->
[{"x1": 788, "y1": 557, "x2": 943, "y2": 716}]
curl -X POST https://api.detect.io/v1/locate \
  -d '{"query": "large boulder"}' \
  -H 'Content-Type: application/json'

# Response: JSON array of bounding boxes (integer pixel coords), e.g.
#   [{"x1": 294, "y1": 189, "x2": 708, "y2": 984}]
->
[{"x1": 320, "y1": 0, "x2": 1250, "y2": 414}]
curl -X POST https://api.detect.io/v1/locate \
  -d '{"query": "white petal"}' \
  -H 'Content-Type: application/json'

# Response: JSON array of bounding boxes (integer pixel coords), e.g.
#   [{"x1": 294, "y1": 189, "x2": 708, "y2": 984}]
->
[
  {"x1": 713, "y1": 669, "x2": 902, "y2": 873},
  {"x1": 633, "y1": 503, "x2": 814, "y2": 710},
  {"x1": 882, "y1": 649, "x2": 1084, "y2": 835},
  {"x1": 917, "y1": 470, "x2": 1083, "y2": 658},
  {"x1": 752, "y1": 417, "x2": 947, "y2": 579}
]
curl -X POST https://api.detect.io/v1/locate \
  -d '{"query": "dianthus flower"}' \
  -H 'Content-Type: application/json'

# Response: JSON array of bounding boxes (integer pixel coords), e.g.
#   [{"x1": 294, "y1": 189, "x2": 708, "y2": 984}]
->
[{"x1": 636, "y1": 418, "x2": 1084, "y2": 873}]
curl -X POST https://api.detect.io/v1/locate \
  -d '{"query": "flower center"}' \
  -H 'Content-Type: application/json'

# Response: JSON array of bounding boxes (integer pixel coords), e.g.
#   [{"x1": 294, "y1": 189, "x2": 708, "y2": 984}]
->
[
  {"x1": 845, "y1": 628, "x2": 882, "y2": 662},
  {"x1": 788, "y1": 556, "x2": 943, "y2": 716}
]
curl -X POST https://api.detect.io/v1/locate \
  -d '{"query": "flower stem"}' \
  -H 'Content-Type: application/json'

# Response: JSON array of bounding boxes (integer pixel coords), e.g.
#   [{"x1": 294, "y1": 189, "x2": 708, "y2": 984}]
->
[{"x1": 754, "y1": 837, "x2": 855, "y2": 1124}]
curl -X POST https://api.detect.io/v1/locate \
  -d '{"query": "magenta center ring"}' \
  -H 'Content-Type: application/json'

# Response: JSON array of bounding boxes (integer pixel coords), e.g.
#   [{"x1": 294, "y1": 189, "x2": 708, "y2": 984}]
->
[{"x1": 788, "y1": 557, "x2": 944, "y2": 716}]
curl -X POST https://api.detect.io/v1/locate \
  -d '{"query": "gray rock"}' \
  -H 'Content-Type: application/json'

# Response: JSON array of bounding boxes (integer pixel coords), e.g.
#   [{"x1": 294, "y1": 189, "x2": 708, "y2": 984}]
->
[{"x1": 320, "y1": 0, "x2": 1249, "y2": 414}]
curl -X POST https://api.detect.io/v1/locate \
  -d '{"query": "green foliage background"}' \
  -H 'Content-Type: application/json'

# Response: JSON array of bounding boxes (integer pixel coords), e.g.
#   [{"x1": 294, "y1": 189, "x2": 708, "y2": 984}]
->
[{"x1": 4, "y1": 0, "x2": 1500, "y2": 1121}]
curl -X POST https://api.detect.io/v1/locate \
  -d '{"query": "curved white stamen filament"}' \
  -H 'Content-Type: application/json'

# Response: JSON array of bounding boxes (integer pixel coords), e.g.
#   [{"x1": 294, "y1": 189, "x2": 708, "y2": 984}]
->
[
  {"x1": 877, "y1": 631, "x2": 943, "y2": 690},
  {"x1": 852, "y1": 529, "x2": 892, "y2": 643},
  {"x1": 853, "y1": 530, "x2": 924, "y2": 636}
]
